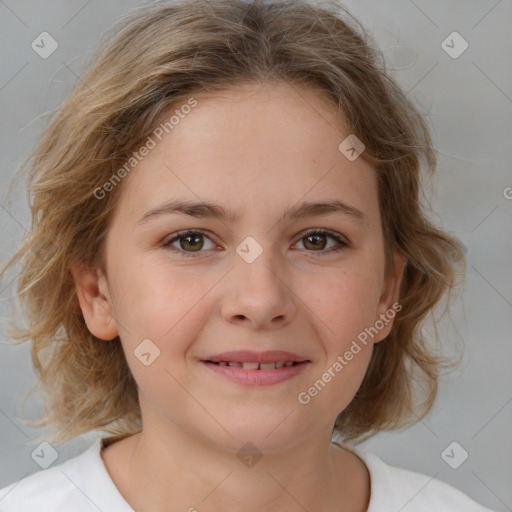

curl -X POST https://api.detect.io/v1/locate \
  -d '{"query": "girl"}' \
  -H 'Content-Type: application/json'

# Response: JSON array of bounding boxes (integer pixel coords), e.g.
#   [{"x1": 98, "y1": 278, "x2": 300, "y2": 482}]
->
[{"x1": 0, "y1": 1, "x2": 498, "y2": 510}]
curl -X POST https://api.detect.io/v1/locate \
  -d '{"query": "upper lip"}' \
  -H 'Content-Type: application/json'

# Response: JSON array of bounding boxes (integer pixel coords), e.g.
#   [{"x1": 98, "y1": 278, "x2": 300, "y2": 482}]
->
[{"x1": 201, "y1": 350, "x2": 309, "y2": 364}]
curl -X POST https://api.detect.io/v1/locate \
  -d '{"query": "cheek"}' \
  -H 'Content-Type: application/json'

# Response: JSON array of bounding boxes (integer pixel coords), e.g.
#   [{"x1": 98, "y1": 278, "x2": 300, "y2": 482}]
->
[
  {"x1": 297, "y1": 270, "x2": 379, "y2": 415},
  {"x1": 305, "y1": 265, "x2": 383, "y2": 344},
  {"x1": 298, "y1": 344, "x2": 372, "y2": 422},
  {"x1": 110, "y1": 263, "x2": 217, "y2": 380},
  {"x1": 111, "y1": 271, "x2": 206, "y2": 405},
  {"x1": 112, "y1": 258, "x2": 206, "y2": 333}
]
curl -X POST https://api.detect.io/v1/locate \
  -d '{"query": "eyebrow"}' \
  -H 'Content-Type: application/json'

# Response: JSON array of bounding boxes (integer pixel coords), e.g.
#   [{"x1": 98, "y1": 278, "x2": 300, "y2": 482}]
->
[{"x1": 137, "y1": 198, "x2": 366, "y2": 225}]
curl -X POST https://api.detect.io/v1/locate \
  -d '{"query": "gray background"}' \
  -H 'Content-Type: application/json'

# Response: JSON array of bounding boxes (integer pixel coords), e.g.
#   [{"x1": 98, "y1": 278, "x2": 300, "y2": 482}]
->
[{"x1": 0, "y1": 1, "x2": 511, "y2": 510}]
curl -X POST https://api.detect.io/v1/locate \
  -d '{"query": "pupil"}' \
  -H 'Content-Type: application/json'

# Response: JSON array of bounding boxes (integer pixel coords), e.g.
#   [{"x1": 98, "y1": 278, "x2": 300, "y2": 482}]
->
[
  {"x1": 306, "y1": 234, "x2": 325, "y2": 250},
  {"x1": 183, "y1": 234, "x2": 202, "y2": 251}
]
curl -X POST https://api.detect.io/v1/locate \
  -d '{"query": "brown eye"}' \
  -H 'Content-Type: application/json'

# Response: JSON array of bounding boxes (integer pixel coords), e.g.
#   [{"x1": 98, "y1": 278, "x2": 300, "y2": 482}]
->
[
  {"x1": 295, "y1": 229, "x2": 349, "y2": 254},
  {"x1": 178, "y1": 233, "x2": 204, "y2": 251},
  {"x1": 162, "y1": 228, "x2": 349, "y2": 258},
  {"x1": 162, "y1": 230, "x2": 215, "y2": 257},
  {"x1": 303, "y1": 233, "x2": 328, "y2": 250}
]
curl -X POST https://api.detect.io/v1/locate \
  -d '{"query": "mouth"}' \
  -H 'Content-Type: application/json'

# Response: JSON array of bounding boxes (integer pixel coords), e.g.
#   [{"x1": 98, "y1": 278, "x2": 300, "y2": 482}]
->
[
  {"x1": 201, "y1": 350, "x2": 309, "y2": 365},
  {"x1": 203, "y1": 360, "x2": 307, "y2": 370},
  {"x1": 200, "y1": 350, "x2": 311, "y2": 386}
]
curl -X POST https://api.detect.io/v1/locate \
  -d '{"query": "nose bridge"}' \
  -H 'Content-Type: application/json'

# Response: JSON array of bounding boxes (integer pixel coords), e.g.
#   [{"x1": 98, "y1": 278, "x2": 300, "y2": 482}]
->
[
  {"x1": 221, "y1": 232, "x2": 294, "y2": 327},
  {"x1": 234, "y1": 233, "x2": 283, "y2": 288}
]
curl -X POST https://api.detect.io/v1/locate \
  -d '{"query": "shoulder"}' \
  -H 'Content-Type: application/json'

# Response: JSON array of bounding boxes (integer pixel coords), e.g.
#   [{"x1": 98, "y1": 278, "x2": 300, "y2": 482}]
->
[
  {"x1": 0, "y1": 443, "x2": 94, "y2": 512},
  {"x1": 0, "y1": 437, "x2": 133, "y2": 512},
  {"x1": 337, "y1": 443, "x2": 497, "y2": 512}
]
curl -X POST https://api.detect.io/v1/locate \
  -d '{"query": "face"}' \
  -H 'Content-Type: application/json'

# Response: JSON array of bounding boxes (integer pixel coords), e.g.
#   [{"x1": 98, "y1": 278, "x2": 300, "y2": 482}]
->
[{"x1": 73, "y1": 80, "x2": 404, "y2": 453}]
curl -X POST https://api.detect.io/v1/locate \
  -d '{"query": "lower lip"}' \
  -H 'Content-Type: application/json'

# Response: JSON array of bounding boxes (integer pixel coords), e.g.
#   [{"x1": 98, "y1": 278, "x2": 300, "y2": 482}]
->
[{"x1": 201, "y1": 361, "x2": 310, "y2": 386}]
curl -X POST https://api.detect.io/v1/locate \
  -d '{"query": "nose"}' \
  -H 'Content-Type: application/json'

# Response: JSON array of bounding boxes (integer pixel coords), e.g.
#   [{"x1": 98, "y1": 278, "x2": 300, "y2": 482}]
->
[{"x1": 220, "y1": 247, "x2": 297, "y2": 330}]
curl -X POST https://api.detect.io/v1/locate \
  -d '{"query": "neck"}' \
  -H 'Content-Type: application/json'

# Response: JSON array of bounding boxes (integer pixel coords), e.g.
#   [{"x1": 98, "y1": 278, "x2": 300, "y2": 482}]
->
[{"x1": 103, "y1": 425, "x2": 370, "y2": 512}]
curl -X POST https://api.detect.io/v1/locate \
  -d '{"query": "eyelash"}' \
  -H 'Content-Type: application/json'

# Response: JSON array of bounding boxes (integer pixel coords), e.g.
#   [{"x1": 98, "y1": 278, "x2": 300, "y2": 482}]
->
[{"x1": 161, "y1": 228, "x2": 349, "y2": 258}]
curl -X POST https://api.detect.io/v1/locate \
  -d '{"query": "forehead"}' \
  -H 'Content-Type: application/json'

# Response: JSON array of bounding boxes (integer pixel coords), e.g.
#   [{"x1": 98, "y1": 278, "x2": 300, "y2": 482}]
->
[{"x1": 111, "y1": 80, "x2": 379, "y2": 227}]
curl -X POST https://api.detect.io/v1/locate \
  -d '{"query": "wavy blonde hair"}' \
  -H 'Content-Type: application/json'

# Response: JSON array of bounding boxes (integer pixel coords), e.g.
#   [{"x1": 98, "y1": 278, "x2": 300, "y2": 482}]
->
[{"x1": 1, "y1": 0, "x2": 465, "y2": 446}]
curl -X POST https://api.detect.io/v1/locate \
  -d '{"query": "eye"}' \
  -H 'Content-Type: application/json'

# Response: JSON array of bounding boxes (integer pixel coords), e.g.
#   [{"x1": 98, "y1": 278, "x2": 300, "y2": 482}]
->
[
  {"x1": 294, "y1": 228, "x2": 349, "y2": 255},
  {"x1": 161, "y1": 228, "x2": 349, "y2": 258},
  {"x1": 161, "y1": 230, "x2": 216, "y2": 257}
]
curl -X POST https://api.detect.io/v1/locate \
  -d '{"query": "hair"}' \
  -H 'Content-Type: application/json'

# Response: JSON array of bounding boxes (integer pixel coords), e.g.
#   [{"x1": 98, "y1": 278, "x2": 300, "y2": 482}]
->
[{"x1": 1, "y1": 0, "x2": 466, "y2": 446}]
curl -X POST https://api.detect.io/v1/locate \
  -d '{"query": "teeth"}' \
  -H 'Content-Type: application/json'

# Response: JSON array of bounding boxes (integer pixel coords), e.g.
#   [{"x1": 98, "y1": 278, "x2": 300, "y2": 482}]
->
[
  {"x1": 242, "y1": 362, "x2": 260, "y2": 370},
  {"x1": 213, "y1": 361, "x2": 298, "y2": 369}
]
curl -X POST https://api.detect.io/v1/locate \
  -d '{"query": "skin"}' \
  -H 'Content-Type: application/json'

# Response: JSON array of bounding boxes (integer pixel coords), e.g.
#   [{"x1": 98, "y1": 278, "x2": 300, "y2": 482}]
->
[{"x1": 71, "y1": 80, "x2": 405, "y2": 512}]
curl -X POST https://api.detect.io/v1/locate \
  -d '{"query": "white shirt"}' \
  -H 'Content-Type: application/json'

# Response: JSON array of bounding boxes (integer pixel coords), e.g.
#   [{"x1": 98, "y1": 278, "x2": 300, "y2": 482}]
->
[{"x1": 0, "y1": 437, "x2": 496, "y2": 511}]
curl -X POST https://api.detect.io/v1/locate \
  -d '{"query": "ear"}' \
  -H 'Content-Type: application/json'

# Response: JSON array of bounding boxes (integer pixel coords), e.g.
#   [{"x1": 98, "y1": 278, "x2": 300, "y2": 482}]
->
[
  {"x1": 70, "y1": 262, "x2": 119, "y2": 340},
  {"x1": 373, "y1": 250, "x2": 406, "y2": 343}
]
